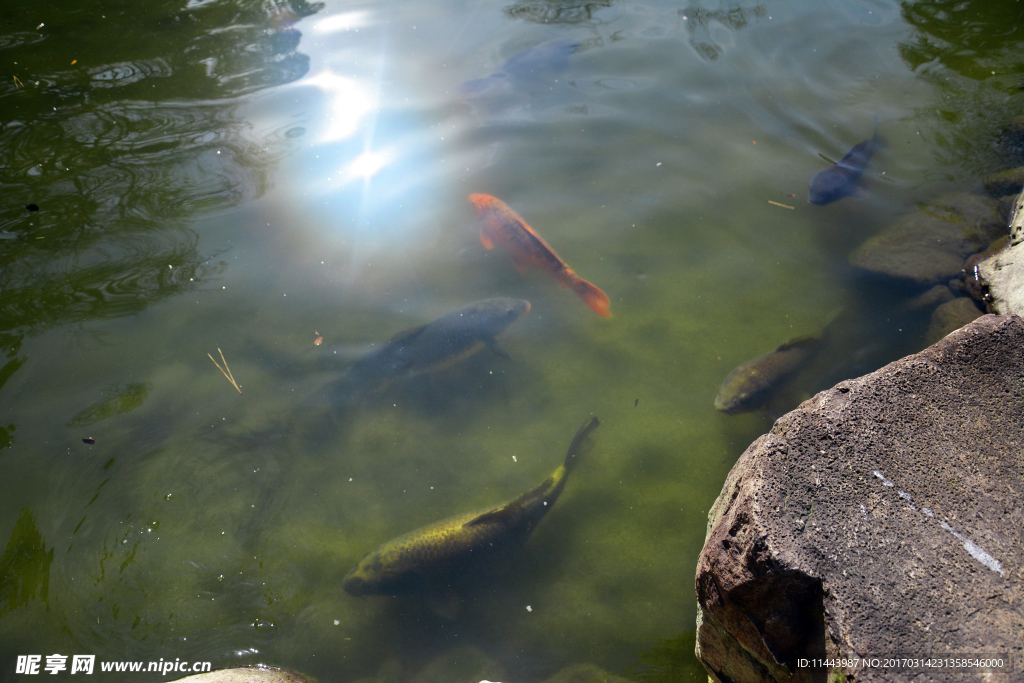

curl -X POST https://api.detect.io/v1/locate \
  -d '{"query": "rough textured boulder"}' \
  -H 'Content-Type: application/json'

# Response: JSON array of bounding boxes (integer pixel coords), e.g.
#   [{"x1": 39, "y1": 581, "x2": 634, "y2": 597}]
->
[
  {"x1": 849, "y1": 193, "x2": 1003, "y2": 284},
  {"x1": 695, "y1": 314, "x2": 1024, "y2": 683}
]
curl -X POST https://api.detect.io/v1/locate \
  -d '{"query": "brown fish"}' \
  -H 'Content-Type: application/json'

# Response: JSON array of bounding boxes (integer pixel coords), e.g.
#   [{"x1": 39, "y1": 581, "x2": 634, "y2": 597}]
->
[
  {"x1": 470, "y1": 194, "x2": 611, "y2": 317},
  {"x1": 714, "y1": 336, "x2": 823, "y2": 414}
]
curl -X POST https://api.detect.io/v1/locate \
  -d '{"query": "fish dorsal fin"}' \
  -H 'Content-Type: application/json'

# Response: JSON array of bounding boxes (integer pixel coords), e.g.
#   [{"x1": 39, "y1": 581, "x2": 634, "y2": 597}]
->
[
  {"x1": 464, "y1": 472, "x2": 556, "y2": 528},
  {"x1": 388, "y1": 323, "x2": 428, "y2": 345},
  {"x1": 774, "y1": 336, "x2": 820, "y2": 353},
  {"x1": 464, "y1": 504, "x2": 515, "y2": 527}
]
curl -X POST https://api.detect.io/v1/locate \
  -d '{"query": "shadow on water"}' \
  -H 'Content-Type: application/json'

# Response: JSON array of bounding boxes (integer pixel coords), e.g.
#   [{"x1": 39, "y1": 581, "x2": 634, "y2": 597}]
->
[
  {"x1": 626, "y1": 630, "x2": 711, "y2": 683},
  {"x1": 0, "y1": 0, "x2": 323, "y2": 669},
  {"x1": 898, "y1": 0, "x2": 1024, "y2": 174},
  {"x1": 0, "y1": 0, "x2": 322, "y2": 460},
  {"x1": 0, "y1": 508, "x2": 53, "y2": 621},
  {"x1": 680, "y1": 3, "x2": 767, "y2": 62}
]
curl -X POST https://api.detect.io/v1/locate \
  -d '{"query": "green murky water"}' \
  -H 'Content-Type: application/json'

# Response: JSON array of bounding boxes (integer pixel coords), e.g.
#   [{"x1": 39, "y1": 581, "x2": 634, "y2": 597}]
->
[{"x1": 1, "y1": 1, "x2": 1022, "y2": 681}]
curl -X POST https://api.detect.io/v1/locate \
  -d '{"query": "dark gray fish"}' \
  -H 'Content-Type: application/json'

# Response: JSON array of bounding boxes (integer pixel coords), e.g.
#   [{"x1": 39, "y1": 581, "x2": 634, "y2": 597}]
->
[
  {"x1": 327, "y1": 298, "x2": 530, "y2": 405},
  {"x1": 459, "y1": 38, "x2": 580, "y2": 98},
  {"x1": 809, "y1": 124, "x2": 884, "y2": 205},
  {"x1": 714, "y1": 336, "x2": 823, "y2": 414},
  {"x1": 342, "y1": 417, "x2": 599, "y2": 598}
]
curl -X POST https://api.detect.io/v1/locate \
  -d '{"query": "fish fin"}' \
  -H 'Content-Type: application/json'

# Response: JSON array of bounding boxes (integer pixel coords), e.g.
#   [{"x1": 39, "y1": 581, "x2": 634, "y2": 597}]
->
[
  {"x1": 388, "y1": 323, "x2": 428, "y2": 344},
  {"x1": 479, "y1": 229, "x2": 495, "y2": 250},
  {"x1": 464, "y1": 504, "x2": 515, "y2": 527},
  {"x1": 486, "y1": 338, "x2": 511, "y2": 360},
  {"x1": 571, "y1": 277, "x2": 612, "y2": 317},
  {"x1": 774, "y1": 336, "x2": 822, "y2": 353},
  {"x1": 426, "y1": 588, "x2": 462, "y2": 620},
  {"x1": 563, "y1": 416, "x2": 599, "y2": 472}
]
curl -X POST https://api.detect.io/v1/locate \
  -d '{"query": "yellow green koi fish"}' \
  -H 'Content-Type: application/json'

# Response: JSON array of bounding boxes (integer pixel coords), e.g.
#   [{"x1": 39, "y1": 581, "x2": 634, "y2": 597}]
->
[{"x1": 343, "y1": 417, "x2": 600, "y2": 598}]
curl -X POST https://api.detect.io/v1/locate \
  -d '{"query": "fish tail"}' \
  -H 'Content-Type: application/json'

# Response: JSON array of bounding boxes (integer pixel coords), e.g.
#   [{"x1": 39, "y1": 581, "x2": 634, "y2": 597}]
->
[
  {"x1": 871, "y1": 115, "x2": 886, "y2": 149},
  {"x1": 564, "y1": 417, "x2": 599, "y2": 472},
  {"x1": 569, "y1": 275, "x2": 612, "y2": 317}
]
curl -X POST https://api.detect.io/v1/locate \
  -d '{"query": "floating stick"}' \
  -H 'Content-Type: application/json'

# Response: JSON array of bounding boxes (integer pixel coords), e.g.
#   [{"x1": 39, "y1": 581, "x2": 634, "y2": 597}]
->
[{"x1": 208, "y1": 348, "x2": 241, "y2": 393}]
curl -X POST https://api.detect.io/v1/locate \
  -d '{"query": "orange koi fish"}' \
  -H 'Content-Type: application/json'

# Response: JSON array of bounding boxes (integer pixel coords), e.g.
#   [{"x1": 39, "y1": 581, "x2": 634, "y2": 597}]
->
[{"x1": 469, "y1": 194, "x2": 611, "y2": 317}]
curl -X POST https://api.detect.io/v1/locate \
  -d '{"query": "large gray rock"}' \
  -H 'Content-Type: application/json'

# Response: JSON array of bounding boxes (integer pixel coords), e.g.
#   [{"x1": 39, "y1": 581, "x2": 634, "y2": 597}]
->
[{"x1": 695, "y1": 314, "x2": 1024, "y2": 683}]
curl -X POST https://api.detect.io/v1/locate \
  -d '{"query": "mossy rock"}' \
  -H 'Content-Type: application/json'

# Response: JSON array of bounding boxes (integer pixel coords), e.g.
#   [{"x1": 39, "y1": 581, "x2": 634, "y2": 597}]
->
[
  {"x1": 925, "y1": 297, "x2": 983, "y2": 346},
  {"x1": 999, "y1": 116, "x2": 1024, "y2": 164},
  {"x1": 905, "y1": 284, "x2": 955, "y2": 311},
  {"x1": 851, "y1": 193, "x2": 1004, "y2": 284},
  {"x1": 849, "y1": 213, "x2": 977, "y2": 283},
  {"x1": 919, "y1": 192, "x2": 1003, "y2": 244},
  {"x1": 982, "y1": 167, "x2": 1024, "y2": 198},
  {"x1": 410, "y1": 646, "x2": 505, "y2": 683},
  {"x1": 542, "y1": 663, "x2": 631, "y2": 683}
]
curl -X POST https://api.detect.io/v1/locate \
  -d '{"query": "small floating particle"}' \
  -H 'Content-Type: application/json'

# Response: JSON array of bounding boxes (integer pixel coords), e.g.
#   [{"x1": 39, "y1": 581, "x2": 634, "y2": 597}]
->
[
  {"x1": 25, "y1": 204, "x2": 39, "y2": 211},
  {"x1": 36, "y1": 23, "x2": 44, "y2": 29},
  {"x1": 525, "y1": 605, "x2": 532, "y2": 612},
  {"x1": 83, "y1": 437, "x2": 96, "y2": 444},
  {"x1": 71, "y1": 59, "x2": 77, "y2": 65},
  {"x1": 314, "y1": 331, "x2": 323, "y2": 346},
  {"x1": 767, "y1": 200, "x2": 795, "y2": 210},
  {"x1": 634, "y1": 398, "x2": 639, "y2": 407},
  {"x1": 787, "y1": 193, "x2": 796, "y2": 198},
  {"x1": 333, "y1": 620, "x2": 340, "y2": 626}
]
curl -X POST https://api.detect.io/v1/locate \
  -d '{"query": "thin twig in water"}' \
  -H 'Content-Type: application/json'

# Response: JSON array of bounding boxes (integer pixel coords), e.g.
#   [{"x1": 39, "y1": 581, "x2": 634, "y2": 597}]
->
[
  {"x1": 208, "y1": 348, "x2": 241, "y2": 393},
  {"x1": 13, "y1": 76, "x2": 24, "y2": 89},
  {"x1": 768, "y1": 200, "x2": 795, "y2": 210}
]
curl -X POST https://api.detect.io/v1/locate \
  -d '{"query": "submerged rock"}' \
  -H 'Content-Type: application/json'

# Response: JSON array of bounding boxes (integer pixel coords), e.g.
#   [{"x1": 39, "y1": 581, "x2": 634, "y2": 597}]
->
[
  {"x1": 998, "y1": 116, "x2": 1024, "y2": 165},
  {"x1": 981, "y1": 166, "x2": 1024, "y2": 197},
  {"x1": 695, "y1": 315, "x2": 1024, "y2": 683},
  {"x1": 410, "y1": 646, "x2": 505, "y2": 683},
  {"x1": 849, "y1": 193, "x2": 1003, "y2": 283},
  {"x1": 923, "y1": 296, "x2": 982, "y2": 345},
  {"x1": 903, "y1": 283, "x2": 954, "y2": 310},
  {"x1": 542, "y1": 663, "x2": 630, "y2": 683}
]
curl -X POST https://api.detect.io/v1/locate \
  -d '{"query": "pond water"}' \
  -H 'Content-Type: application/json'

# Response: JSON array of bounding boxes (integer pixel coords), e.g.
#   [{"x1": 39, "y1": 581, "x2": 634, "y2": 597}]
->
[{"x1": 1, "y1": 1, "x2": 1022, "y2": 681}]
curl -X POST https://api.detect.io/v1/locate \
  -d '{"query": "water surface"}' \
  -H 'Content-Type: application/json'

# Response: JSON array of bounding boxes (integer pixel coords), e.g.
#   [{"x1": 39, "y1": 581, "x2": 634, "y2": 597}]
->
[{"x1": 1, "y1": 0, "x2": 1022, "y2": 681}]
